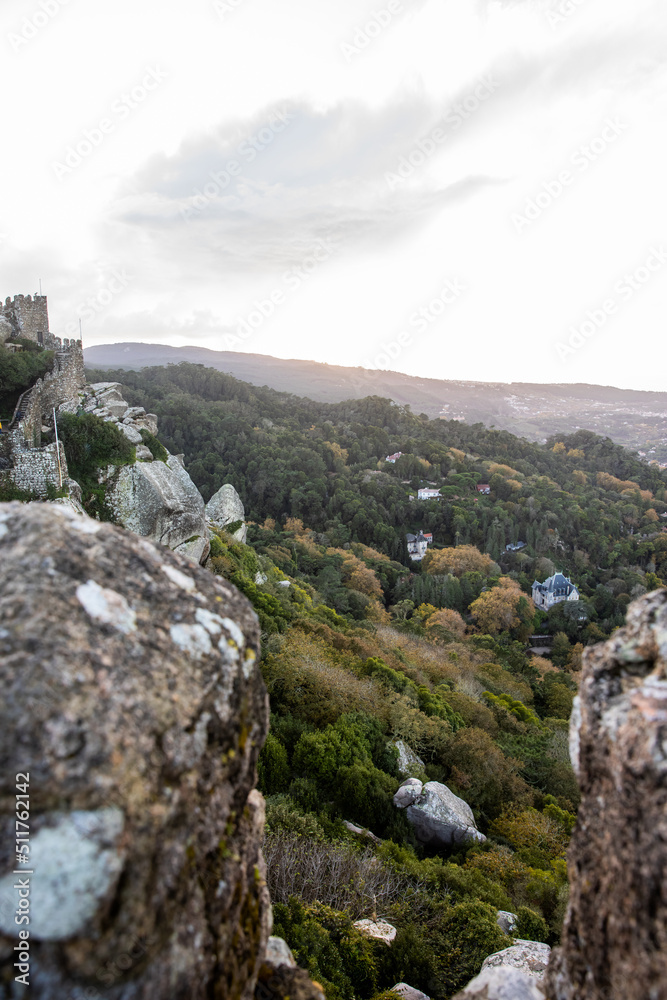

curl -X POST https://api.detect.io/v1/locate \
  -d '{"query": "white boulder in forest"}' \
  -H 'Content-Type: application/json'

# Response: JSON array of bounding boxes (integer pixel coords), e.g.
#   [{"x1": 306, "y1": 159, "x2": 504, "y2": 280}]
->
[
  {"x1": 394, "y1": 779, "x2": 486, "y2": 847},
  {"x1": 353, "y1": 919, "x2": 397, "y2": 945},
  {"x1": 206, "y1": 482, "x2": 247, "y2": 543}
]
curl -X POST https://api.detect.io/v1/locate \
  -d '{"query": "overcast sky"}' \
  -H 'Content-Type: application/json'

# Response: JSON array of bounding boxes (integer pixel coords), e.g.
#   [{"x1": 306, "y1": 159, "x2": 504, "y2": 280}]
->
[{"x1": 1, "y1": 0, "x2": 665, "y2": 390}]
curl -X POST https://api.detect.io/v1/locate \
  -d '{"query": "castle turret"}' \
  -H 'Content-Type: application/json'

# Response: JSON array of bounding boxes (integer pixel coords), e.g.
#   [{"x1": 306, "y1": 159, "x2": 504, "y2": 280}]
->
[{"x1": 1, "y1": 293, "x2": 50, "y2": 345}]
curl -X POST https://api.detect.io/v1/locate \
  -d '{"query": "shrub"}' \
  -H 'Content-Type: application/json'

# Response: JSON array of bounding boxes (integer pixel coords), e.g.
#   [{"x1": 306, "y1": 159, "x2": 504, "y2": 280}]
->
[
  {"x1": 257, "y1": 733, "x2": 290, "y2": 795},
  {"x1": 273, "y1": 898, "x2": 378, "y2": 1000},
  {"x1": 515, "y1": 906, "x2": 550, "y2": 943},
  {"x1": 139, "y1": 427, "x2": 168, "y2": 462},
  {"x1": 446, "y1": 728, "x2": 531, "y2": 820},
  {"x1": 438, "y1": 900, "x2": 510, "y2": 996}
]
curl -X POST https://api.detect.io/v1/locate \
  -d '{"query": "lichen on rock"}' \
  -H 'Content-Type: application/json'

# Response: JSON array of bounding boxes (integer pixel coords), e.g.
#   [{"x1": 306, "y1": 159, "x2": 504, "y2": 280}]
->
[{"x1": 0, "y1": 501, "x2": 270, "y2": 1000}]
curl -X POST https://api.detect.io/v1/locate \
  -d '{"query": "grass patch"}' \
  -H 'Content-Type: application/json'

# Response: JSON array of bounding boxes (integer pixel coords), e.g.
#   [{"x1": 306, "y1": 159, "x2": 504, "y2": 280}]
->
[{"x1": 139, "y1": 428, "x2": 168, "y2": 462}]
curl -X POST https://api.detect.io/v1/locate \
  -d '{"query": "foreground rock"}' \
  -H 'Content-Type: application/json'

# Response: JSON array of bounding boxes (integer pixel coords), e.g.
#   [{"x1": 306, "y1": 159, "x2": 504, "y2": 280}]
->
[
  {"x1": 453, "y1": 967, "x2": 544, "y2": 999},
  {"x1": 393, "y1": 779, "x2": 486, "y2": 846},
  {"x1": 482, "y1": 942, "x2": 551, "y2": 981},
  {"x1": 207, "y1": 482, "x2": 247, "y2": 543},
  {"x1": 0, "y1": 503, "x2": 269, "y2": 1000},
  {"x1": 545, "y1": 589, "x2": 667, "y2": 1000}
]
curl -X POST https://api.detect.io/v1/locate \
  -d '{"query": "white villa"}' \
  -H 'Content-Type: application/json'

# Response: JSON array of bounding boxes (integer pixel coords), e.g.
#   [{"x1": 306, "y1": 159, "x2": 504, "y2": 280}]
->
[
  {"x1": 532, "y1": 572, "x2": 580, "y2": 610},
  {"x1": 418, "y1": 488, "x2": 441, "y2": 500},
  {"x1": 406, "y1": 531, "x2": 433, "y2": 562}
]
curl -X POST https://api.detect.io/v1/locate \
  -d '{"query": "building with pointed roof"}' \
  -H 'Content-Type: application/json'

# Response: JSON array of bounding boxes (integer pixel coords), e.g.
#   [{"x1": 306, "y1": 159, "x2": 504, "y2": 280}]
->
[{"x1": 532, "y1": 572, "x2": 579, "y2": 610}]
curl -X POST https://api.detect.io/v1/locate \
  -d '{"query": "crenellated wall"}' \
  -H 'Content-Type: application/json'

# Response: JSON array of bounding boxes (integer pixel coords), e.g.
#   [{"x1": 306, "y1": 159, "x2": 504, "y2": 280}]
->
[{"x1": 0, "y1": 294, "x2": 50, "y2": 344}]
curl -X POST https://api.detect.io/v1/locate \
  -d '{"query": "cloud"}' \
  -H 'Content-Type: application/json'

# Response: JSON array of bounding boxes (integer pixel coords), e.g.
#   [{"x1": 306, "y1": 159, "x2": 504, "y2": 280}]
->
[{"x1": 102, "y1": 96, "x2": 502, "y2": 279}]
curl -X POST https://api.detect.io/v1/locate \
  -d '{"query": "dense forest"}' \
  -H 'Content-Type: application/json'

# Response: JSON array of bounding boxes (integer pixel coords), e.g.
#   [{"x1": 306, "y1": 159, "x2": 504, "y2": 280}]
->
[{"x1": 88, "y1": 362, "x2": 667, "y2": 643}]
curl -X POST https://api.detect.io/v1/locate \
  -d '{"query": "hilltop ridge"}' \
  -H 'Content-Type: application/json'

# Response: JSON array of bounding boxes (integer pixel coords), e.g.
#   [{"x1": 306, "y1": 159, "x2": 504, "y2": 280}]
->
[{"x1": 84, "y1": 342, "x2": 667, "y2": 462}]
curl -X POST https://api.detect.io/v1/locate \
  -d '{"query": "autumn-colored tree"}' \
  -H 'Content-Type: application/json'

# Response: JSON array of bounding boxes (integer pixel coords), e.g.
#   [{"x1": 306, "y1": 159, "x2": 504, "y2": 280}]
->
[
  {"x1": 425, "y1": 607, "x2": 467, "y2": 642},
  {"x1": 469, "y1": 577, "x2": 535, "y2": 638},
  {"x1": 422, "y1": 545, "x2": 495, "y2": 577}
]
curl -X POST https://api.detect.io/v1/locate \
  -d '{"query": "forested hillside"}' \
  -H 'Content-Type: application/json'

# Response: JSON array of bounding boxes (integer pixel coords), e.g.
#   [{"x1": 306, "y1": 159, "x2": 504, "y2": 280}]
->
[
  {"x1": 79, "y1": 361, "x2": 667, "y2": 998},
  {"x1": 88, "y1": 362, "x2": 667, "y2": 640}
]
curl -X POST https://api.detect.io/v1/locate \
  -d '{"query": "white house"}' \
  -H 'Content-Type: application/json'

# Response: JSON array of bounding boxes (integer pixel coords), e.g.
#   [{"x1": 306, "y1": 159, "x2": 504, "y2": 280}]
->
[
  {"x1": 406, "y1": 531, "x2": 433, "y2": 562},
  {"x1": 532, "y1": 572, "x2": 580, "y2": 610},
  {"x1": 386, "y1": 452, "x2": 402, "y2": 464},
  {"x1": 418, "y1": 488, "x2": 441, "y2": 500}
]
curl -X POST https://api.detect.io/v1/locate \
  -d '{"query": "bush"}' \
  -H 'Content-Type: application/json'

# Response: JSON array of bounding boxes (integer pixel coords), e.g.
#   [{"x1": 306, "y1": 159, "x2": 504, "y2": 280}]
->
[
  {"x1": 273, "y1": 898, "x2": 378, "y2": 1000},
  {"x1": 258, "y1": 733, "x2": 290, "y2": 795},
  {"x1": 139, "y1": 428, "x2": 168, "y2": 462},
  {"x1": 438, "y1": 900, "x2": 510, "y2": 996},
  {"x1": 515, "y1": 906, "x2": 550, "y2": 943},
  {"x1": 446, "y1": 728, "x2": 531, "y2": 821}
]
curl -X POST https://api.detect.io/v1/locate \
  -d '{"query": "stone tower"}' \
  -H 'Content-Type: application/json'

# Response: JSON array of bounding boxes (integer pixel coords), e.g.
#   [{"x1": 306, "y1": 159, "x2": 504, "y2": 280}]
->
[{"x1": 0, "y1": 293, "x2": 50, "y2": 344}]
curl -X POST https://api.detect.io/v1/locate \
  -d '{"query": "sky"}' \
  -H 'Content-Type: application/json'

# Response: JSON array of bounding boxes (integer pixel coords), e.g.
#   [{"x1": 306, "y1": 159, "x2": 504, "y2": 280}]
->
[{"x1": 1, "y1": 0, "x2": 666, "y2": 390}]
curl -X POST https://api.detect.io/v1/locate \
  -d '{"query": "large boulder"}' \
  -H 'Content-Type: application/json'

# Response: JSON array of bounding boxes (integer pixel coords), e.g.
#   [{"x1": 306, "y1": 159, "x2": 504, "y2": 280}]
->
[
  {"x1": 395, "y1": 780, "x2": 486, "y2": 847},
  {"x1": 207, "y1": 483, "x2": 247, "y2": 543},
  {"x1": 105, "y1": 453, "x2": 210, "y2": 563},
  {"x1": 453, "y1": 967, "x2": 544, "y2": 999},
  {"x1": 0, "y1": 502, "x2": 270, "y2": 1000},
  {"x1": 545, "y1": 590, "x2": 667, "y2": 1000}
]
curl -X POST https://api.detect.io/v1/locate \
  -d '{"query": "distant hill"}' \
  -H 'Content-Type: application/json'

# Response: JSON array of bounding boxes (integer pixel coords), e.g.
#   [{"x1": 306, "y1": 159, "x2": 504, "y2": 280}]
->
[{"x1": 84, "y1": 342, "x2": 667, "y2": 461}]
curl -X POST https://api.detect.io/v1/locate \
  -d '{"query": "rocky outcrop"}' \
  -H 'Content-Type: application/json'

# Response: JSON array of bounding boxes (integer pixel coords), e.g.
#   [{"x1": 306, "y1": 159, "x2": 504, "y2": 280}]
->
[
  {"x1": 545, "y1": 589, "x2": 667, "y2": 1000},
  {"x1": 482, "y1": 942, "x2": 551, "y2": 981},
  {"x1": 453, "y1": 967, "x2": 544, "y2": 999},
  {"x1": 0, "y1": 502, "x2": 270, "y2": 1000},
  {"x1": 207, "y1": 482, "x2": 247, "y2": 543},
  {"x1": 393, "y1": 779, "x2": 486, "y2": 847},
  {"x1": 104, "y1": 453, "x2": 209, "y2": 563}
]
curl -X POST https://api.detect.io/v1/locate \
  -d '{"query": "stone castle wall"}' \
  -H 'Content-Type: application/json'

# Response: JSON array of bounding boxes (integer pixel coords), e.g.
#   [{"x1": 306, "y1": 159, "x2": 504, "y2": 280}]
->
[
  {"x1": 2, "y1": 342, "x2": 85, "y2": 495},
  {"x1": 9, "y1": 442, "x2": 69, "y2": 496}
]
